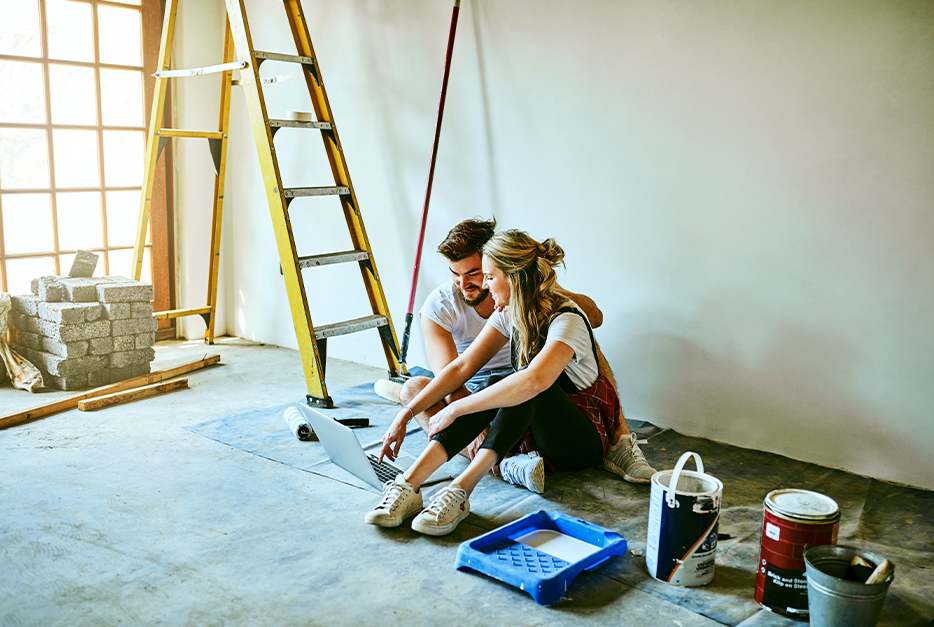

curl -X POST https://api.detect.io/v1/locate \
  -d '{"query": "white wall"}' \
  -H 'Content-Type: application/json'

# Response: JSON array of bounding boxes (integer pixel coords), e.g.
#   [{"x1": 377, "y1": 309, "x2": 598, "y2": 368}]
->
[{"x1": 174, "y1": 0, "x2": 934, "y2": 490}]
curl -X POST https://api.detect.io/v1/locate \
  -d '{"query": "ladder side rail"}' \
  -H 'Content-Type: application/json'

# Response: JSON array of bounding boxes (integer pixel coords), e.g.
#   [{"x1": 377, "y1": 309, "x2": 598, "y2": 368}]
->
[
  {"x1": 282, "y1": 0, "x2": 405, "y2": 377},
  {"x1": 134, "y1": 0, "x2": 180, "y2": 280},
  {"x1": 224, "y1": 0, "x2": 330, "y2": 401},
  {"x1": 204, "y1": 19, "x2": 236, "y2": 344}
]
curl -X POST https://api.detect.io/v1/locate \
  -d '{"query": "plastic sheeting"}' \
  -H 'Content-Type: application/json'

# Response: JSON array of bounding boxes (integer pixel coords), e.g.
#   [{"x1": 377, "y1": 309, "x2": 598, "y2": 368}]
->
[{"x1": 0, "y1": 293, "x2": 43, "y2": 392}]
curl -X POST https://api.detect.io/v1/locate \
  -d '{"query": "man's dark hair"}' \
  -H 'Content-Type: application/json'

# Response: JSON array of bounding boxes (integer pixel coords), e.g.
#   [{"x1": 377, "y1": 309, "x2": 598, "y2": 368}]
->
[{"x1": 437, "y1": 217, "x2": 497, "y2": 261}]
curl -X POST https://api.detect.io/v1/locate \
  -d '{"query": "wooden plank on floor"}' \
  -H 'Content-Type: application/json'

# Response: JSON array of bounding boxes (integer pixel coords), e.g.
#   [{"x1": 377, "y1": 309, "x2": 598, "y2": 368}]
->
[
  {"x1": 77, "y1": 378, "x2": 189, "y2": 411},
  {"x1": 0, "y1": 354, "x2": 220, "y2": 430}
]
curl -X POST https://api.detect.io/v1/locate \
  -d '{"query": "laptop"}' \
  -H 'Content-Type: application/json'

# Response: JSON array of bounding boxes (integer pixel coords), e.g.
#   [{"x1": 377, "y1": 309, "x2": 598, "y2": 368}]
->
[{"x1": 297, "y1": 404, "x2": 454, "y2": 491}]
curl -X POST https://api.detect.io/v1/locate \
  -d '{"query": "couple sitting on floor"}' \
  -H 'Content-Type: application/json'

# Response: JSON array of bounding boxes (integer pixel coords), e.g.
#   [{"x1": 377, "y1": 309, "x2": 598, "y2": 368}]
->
[{"x1": 368, "y1": 219, "x2": 655, "y2": 536}]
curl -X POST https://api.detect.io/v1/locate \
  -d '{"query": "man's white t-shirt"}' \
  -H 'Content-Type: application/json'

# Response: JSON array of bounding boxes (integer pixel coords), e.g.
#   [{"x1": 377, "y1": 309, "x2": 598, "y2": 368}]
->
[
  {"x1": 488, "y1": 305, "x2": 598, "y2": 390},
  {"x1": 419, "y1": 282, "x2": 512, "y2": 372}
]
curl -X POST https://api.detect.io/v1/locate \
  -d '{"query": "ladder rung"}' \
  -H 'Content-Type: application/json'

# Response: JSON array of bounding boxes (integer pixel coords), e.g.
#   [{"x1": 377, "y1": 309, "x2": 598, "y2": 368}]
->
[
  {"x1": 314, "y1": 315, "x2": 388, "y2": 340},
  {"x1": 283, "y1": 186, "x2": 350, "y2": 198},
  {"x1": 158, "y1": 129, "x2": 224, "y2": 139},
  {"x1": 269, "y1": 118, "x2": 333, "y2": 131},
  {"x1": 254, "y1": 51, "x2": 315, "y2": 66},
  {"x1": 154, "y1": 306, "x2": 212, "y2": 320},
  {"x1": 297, "y1": 250, "x2": 370, "y2": 269}
]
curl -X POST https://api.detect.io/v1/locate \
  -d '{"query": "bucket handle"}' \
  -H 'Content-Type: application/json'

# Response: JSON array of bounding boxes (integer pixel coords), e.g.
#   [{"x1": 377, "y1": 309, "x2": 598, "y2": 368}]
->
[{"x1": 667, "y1": 451, "x2": 704, "y2": 509}]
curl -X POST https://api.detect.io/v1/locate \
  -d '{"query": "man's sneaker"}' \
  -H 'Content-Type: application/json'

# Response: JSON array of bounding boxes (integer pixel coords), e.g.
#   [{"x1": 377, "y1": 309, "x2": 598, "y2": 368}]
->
[
  {"x1": 499, "y1": 452, "x2": 545, "y2": 494},
  {"x1": 603, "y1": 433, "x2": 657, "y2": 484},
  {"x1": 373, "y1": 379, "x2": 403, "y2": 404},
  {"x1": 411, "y1": 484, "x2": 469, "y2": 536},
  {"x1": 364, "y1": 475, "x2": 422, "y2": 527}
]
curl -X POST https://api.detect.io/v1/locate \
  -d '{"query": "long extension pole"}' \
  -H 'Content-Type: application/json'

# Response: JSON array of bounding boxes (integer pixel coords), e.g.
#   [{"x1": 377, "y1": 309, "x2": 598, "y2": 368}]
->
[{"x1": 399, "y1": 0, "x2": 461, "y2": 365}]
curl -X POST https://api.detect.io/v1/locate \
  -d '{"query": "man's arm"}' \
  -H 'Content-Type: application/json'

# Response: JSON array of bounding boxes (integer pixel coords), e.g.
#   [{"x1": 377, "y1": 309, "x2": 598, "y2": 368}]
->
[
  {"x1": 420, "y1": 316, "x2": 470, "y2": 405},
  {"x1": 555, "y1": 285, "x2": 603, "y2": 328}
]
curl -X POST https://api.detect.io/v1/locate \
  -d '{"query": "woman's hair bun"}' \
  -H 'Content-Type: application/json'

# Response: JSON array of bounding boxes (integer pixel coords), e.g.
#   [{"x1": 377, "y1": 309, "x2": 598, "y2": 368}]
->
[{"x1": 538, "y1": 238, "x2": 565, "y2": 267}]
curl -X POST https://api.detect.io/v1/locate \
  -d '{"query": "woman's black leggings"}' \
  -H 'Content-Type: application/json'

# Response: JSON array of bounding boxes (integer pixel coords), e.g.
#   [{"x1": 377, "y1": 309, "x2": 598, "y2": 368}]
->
[{"x1": 431, "y1": 377, "x2": 603, "y2": 471}]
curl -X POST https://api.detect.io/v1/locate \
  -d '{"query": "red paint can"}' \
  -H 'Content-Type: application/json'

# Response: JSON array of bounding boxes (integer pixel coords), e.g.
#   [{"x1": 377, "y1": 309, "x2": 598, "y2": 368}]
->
[{"x1": 754, "y1": 489, "x2": 839, "y2": 620}]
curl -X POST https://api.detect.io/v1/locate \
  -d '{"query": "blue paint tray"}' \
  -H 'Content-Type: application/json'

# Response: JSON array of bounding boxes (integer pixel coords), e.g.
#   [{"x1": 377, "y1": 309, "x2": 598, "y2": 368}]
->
[{"x1": 454, "y1": 510, "x2": 627, "y2": 605}]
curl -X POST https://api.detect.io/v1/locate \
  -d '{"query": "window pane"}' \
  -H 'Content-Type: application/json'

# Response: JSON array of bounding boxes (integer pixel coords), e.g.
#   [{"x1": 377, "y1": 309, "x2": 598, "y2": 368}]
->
[
  {"x1": 105, "y1": 189, "x2": 140, "y2": 246},
  {"x1": 1, "y1": 193, "x2": 53, "y2": 253},
  {"x1": 108, "y1": 246, "x2": 149, "y2": 283},
  {"x1": 0, "y1": 0, "x2": 42, "y2": 57},
  {"x1": 102, "y1": 130, "x2": 142, "y2": 187},
  {"x1": 97, "y1": 5, "x2": 141, "y2": 67},
  {"x1": 46, "y1": 0, "x2": 94, "y2": 62},
  {"x1": 52, "y1": 129, "x2": 99, "y2": 187},
  {"x1": 50, "y1": 64, "x2": 98, "y2": 125},
  {"x1": 0, "y1": 60, "x2": 45, "y2": 123},
  {"x1": 57, "y1": 190, "x2": 102, "y2": 249},
  {"x1": 0, "y1": 128, "x2": 50, "y2": 189},
  {"x1": 100, "y1": 69, "x2": 143, "y2": 127},
  {"x1": 5, "y1": 256, "x2": 54, "y2": 295}
]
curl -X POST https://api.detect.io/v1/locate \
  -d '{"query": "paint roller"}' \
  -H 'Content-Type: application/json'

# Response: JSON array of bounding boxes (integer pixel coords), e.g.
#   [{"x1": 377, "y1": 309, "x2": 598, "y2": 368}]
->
[{"x1": 283, "y1": 406, "x2": 314, "y2": 440}]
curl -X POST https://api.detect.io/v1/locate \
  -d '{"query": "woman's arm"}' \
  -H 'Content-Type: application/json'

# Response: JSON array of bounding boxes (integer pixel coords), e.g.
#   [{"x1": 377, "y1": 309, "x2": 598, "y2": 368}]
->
[
  {"x1": 379, "y1": 323, "x2": 508, "y2": 461},
  {"x1": 427, "y1": 339, "x2": 575, "y2": 436}
]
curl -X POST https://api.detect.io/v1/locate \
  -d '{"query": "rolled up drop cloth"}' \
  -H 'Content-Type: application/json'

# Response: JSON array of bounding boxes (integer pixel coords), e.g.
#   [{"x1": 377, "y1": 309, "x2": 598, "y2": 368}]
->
[
  {"x1": 0, "y1": 293, "x2": 43, "y2": 393},
  {"x1": 284, "y1": 406, "x2": 314, "y2": 441}
]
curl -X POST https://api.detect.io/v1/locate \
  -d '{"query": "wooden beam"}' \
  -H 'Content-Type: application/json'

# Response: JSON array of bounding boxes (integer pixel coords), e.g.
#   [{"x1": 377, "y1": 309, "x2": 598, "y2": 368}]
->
[
  {"x1": 0, "y1": 354, "x2": 220, "y2": 430},
  {"x1": 78, "y1": 378, "x2": 188, "y2": 411}
]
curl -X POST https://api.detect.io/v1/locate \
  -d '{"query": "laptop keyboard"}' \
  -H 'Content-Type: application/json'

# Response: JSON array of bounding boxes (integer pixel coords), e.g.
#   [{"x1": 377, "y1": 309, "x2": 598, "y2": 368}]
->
[{"x1": 367, "y1": 453, "x2": 401, "y2": 485}]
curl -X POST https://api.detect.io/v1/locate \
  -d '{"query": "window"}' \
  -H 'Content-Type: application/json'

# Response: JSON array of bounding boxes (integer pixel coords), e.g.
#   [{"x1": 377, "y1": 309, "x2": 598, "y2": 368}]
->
[{"x1": 0, "y1": 0, "x2": 168, "y2": 304}]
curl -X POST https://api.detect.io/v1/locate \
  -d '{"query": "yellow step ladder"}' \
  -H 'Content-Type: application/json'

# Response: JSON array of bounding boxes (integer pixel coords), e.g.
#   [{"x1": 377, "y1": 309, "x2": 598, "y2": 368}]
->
[
  {"x1": 133, "y1": 2, "x2": 238, "y2": 345},
  {"x1": 137, "y1": 0, "x2": 407, "y2": 407}
]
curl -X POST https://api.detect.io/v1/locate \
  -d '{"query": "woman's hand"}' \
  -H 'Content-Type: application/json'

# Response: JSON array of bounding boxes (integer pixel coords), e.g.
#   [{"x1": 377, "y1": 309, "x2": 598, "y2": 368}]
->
[
  {"x1": 379, "y1": 407, "x2": 413, "y2": 462},
  {"x1": 427, "y1": 403, "x2": 461, "y2": 437}
]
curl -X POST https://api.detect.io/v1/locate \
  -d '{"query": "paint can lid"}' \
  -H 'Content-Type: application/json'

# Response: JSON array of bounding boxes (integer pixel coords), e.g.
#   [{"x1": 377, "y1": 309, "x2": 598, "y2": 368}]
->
[{"x1": 765, "y1": 489, "x2": 839, "y2": 520}]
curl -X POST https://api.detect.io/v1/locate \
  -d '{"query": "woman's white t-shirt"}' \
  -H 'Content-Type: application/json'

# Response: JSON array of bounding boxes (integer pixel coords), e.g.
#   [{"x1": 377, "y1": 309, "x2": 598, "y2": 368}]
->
[{"x1": 487, "y1": 304, "x2": 598, "y2": 390}]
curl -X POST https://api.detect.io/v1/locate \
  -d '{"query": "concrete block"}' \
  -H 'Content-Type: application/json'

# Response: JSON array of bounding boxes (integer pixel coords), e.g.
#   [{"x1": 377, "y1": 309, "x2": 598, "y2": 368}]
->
[
  {"x1": 84, "y1": 304, "x2": 103, "y2": 321},
  {"x1": 113, "y1": 335, "x2": 135, "y2": 352},
  {"x1": 27, "y1": 349, "x2": 106, "y2": 378},
  {"x1": 59, "y1": 277, "x2": 99, "y2": 302},
  {"x1": 68, "y1": 249, "x2": 99, "y2": 277},
  {"x1": 41, "y1": 337, "x2": 89, "y2": 359},
  {"x1": 101, "y1": 303, "x2": 131, "y2": 320},
  {"x1": 34, "y1": 277, "x2": 63, "y2": 302},
  {"x1": 134, "y1": 332, "x2": 156, "y2": 349},
  {"x1": 96, "y1": 280, "x2": 154, "y2": 303},
  {"x1": 38, "y1": 302, "x2": 93, "y2": 325},
  {"x1": 11, "y1": 295, "x2": 40, "y2": 316},
  {"x1": 39, "y1": 370, "x2": 88, "y2": 391},
  {"x1": 131, "y1": 302, "x2": 154, "y2": 318},
  {"x1": 112, "y1": 316, "x2": 157, "y2": 336},
  {"x1": 88, "y1": 337, "x2": 114, "y2": 355},
  {"x1": 110, "y1": 362, "x2": 151, "y2": 383},
  {"x1": 11, "y1": 313, "x2": 42, "y2": 335},
  {"x1": 10, "y1": 327, "x2": 41, "y2": 351},
  {"x1": 34, "y1": 318, "x2": 111, "y2": 343},
  {"x1": 87, "y1": 368, "x2": 112, "y2": 388},
  {"x1": 109, "y1": 348, "x2": 155, "y2": 369}
]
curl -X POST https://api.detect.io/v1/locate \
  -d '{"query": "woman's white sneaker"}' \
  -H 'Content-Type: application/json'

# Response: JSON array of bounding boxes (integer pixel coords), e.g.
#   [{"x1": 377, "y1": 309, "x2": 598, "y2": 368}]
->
[
  {"x1": 364, "y1": 475, "x2": 422, "y2": 527},
  {"x1": 499, "y1": 452, "x2": 545, "y2": 493},
  {"x1": 411, "y1": 484, "x2": 470, "y2": 536}
]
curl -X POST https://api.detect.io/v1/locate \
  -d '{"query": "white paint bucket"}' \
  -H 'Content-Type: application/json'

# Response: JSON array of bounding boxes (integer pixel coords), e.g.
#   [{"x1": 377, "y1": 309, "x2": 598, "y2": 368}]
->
[{"x1": 645, "y1": 451, "x2": 723, "y2": 586}]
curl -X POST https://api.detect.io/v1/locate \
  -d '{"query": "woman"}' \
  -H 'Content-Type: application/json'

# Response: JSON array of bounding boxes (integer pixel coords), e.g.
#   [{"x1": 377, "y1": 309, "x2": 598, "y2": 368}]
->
[{"x1": 365, "y1": 230, "x2": 622, "y2": 536}]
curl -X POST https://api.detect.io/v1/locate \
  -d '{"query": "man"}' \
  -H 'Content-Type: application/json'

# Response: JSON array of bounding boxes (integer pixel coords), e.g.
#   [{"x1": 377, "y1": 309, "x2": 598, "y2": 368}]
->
[{"x1": 376, "y1": 218, "x2": 655, "y2": 487}]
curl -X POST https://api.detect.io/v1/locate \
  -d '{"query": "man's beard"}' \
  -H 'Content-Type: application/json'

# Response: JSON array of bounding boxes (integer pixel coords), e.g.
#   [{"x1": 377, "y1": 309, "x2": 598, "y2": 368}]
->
[{"x1": 457, "y1": 286, "x2": 489, "y2": 308}]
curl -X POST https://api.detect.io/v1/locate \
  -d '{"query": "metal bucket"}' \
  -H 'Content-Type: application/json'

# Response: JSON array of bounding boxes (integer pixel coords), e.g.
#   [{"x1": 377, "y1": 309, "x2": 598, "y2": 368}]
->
[
  {"x1": 804, "y1": 545, "x2": 894, "y2": 627},
  {"x1": 645, "y1": 451, "x2": 723, "y2": 586}
]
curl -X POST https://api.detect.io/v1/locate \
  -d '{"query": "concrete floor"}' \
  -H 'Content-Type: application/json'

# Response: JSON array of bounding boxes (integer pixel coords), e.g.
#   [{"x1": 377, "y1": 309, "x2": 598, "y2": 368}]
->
[{"x1": 1, "y1": 338, "x2": 932, "y2": 627}]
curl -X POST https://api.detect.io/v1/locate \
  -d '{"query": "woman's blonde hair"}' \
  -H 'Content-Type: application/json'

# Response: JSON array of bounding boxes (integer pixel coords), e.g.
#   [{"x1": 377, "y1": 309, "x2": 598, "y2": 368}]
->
[{"x1": 482, "y1": 229, "x2": 570, "y2": 367}]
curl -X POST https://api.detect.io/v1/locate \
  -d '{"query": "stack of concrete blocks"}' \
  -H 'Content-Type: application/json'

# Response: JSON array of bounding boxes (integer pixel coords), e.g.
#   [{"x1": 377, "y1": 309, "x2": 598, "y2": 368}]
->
[{"x1": 8, "y1": 276, "x2": 157, "y2": 391}]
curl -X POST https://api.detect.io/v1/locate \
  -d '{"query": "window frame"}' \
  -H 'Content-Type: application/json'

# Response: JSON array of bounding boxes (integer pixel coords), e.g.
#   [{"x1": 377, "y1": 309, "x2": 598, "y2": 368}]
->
[{"x1": 0, "y1": 0, "x2": 174, "y2": 338}]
